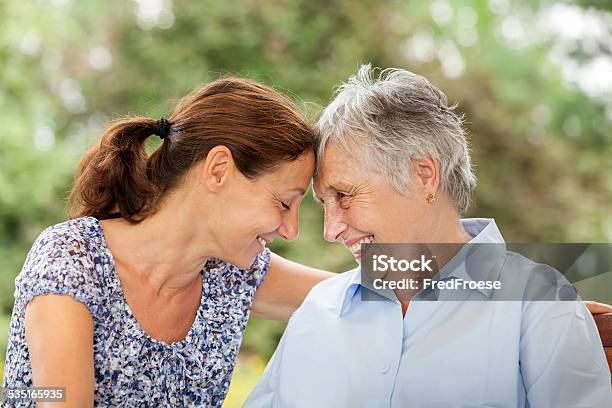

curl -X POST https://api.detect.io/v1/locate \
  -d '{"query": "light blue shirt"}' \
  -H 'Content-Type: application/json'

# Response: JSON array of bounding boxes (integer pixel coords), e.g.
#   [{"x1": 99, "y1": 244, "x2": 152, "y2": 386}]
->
[{"x1": 246, "y1": 219, "x2": 611, "y2": 408}]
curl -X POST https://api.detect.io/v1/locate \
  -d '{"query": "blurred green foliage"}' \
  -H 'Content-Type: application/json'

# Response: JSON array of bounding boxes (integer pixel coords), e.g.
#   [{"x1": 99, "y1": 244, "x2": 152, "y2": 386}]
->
[{"x1": 1, "y1": 0, "x2": 611, "y2": 405}]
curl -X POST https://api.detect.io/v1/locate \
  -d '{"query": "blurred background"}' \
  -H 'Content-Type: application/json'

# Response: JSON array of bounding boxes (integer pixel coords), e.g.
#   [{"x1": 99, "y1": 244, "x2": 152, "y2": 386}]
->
[{"x1": 1, "y1": 0, "x2": 611, "y2": 405}]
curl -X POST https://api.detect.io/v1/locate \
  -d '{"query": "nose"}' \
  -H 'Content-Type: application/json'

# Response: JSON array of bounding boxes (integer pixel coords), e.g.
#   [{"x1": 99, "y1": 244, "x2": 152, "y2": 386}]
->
[
  {"x1": 323, "y1": 204, "x2": 347, "y2": 242},
  {"x1": 277, "y1": 208, "x2": 299, "y2": 241}
]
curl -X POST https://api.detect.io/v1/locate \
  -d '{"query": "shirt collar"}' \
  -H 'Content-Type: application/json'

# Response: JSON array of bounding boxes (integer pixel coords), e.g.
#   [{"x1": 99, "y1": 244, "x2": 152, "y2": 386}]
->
[
  {"x1": 336, "y1": 218, "x2": 506, "y2": 316},
  {"x1": 461, "y1": 218, "x2": 505, "y2": 244},
  {"x1": 336, "y1": 268, "x2": 363, "y2": 317},
  {"x1": 435, "y1": 218, "x2": 507, "y2": 299}
]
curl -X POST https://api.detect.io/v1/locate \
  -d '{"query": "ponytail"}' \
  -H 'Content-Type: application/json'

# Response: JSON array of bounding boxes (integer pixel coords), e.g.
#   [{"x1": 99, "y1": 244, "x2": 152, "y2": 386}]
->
[
  {"x1": 67, "y1": 117, "x2": 160, "y2": 223},
  {"x1": 67, "y1": 77, "x2": 317, "y2": 224}
]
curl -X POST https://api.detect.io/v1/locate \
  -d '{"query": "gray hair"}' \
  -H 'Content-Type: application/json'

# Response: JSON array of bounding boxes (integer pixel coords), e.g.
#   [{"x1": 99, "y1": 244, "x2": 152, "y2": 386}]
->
[{"x1": 316, "y1": 64, "x2": 477, "y2": 213}]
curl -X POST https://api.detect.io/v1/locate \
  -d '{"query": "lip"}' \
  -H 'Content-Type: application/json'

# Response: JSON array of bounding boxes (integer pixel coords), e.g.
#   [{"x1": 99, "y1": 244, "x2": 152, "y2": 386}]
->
[
  {"x1": 256, "y1": 235, "x2": 275, "y2": 249},
  {"x1": 255, "y1": 236, "x2": 266, "y2": 250},
  {"x1": 344, "y1": 235, "x2": 373, "y2": 247}
]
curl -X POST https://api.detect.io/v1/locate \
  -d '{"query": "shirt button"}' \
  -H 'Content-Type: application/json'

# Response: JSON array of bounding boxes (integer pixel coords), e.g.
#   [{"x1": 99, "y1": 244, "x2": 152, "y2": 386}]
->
[{"x1": 381, "y1": 365, "x2": 390, "y2": 374}]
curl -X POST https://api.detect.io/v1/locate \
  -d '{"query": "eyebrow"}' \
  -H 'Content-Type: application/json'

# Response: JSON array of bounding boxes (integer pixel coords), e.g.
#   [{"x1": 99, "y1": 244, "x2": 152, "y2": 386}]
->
[
  {"x1": 312, "y1": 182, "x2": 346, "y2": 203},
  {"x1": 283, "y1": 188, "x2": 307, "y2": 198},
  {"x1": 329, "y1": 182, "x2": 351, "y2": 191},
  {"x1": 293, "y1": 188, "x2": 306, "y2": 195}
]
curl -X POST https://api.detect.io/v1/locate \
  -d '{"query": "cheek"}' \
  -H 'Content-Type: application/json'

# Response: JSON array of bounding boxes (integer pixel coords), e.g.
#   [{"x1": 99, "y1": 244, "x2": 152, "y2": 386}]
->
[
  {"x1": 344, "y1": 206, "x2": 377, "y2": 234},
  {"x1": 249, "y1": 205, "x2": 283, "y2": 231},
  {"x1": 262, "y1": 210, "x2": 283, "y2": 229},
  {"x1": 348, "y1": 198, "x2": 399, "y2": 239},
  {"x1": 225, "y1": 207, "x2": 266, "y2": 241}
]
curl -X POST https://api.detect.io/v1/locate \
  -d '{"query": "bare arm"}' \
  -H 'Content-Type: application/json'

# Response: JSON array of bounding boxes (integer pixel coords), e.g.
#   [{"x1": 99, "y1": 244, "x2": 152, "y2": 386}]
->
[
  {"x1": 251, "y1": 253, "x2": 335, "y2": 320},
  {"x1": 250, "y1": 253, "x2": 612, "y2": 320},
  {"x1": 25, "y1": 294, "x2": 94, "y2": 407},
  {"x1": 583, "y1": 300, "x2": 612, "y2": 314}
]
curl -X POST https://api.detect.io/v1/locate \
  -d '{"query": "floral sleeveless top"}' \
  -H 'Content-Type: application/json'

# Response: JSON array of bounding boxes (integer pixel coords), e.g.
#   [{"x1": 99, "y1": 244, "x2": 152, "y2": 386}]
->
[{"x1": 2, "y1": 217, "x2": 270, "y2": 407}]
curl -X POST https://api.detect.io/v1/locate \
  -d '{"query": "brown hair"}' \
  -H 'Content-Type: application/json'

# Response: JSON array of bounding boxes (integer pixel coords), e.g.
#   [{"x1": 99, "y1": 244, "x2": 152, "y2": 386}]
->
[{"x1": 67, "y1": 77, "x2": 317, "y2": 223}]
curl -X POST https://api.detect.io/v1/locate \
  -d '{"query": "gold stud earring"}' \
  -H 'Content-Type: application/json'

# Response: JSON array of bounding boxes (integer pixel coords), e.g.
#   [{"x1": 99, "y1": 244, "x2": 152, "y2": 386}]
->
[{"x1": 426, "y1": 193, "x2": 436, "y2": 204}]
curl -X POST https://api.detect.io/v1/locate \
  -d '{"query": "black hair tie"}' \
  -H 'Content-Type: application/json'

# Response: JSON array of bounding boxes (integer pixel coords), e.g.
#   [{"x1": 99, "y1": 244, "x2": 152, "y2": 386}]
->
[{"x1": 155, "y1": 117, "x2": 171, "y2": 140}]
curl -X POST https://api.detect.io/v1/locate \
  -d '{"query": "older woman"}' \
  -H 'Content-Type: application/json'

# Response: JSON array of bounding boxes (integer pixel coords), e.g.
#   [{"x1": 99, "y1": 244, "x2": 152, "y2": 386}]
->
[
  {"x1": 1, "y1": 77, "x2": 333, "y2": 407},
  {"x1": 2, "y1": 71, "x2": 608, "y2": 408},
  {"x1": 245, "y1": 66, "x2": 612, "y2": 407}
]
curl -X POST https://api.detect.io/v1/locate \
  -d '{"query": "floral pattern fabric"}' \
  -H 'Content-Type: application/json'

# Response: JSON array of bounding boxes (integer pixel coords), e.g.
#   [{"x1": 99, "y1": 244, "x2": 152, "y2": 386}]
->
[{"x1": 2, "y1": 217, "x2": 270, "y2": 407}]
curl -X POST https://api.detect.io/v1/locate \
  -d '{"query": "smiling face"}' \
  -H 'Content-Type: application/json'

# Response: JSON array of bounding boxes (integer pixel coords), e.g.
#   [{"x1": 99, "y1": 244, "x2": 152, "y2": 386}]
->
[
  {"x1": 211, "y1": 150, "x2": 315, "y2": 269},
  {"x1": 313, "y1": 142, "x2": 436, "y2": 262}
]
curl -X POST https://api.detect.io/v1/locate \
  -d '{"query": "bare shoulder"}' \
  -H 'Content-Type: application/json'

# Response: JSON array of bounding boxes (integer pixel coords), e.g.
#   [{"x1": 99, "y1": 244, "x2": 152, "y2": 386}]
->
[{"x1": 26, "y1": 293, "x2": 93, "y2": 333}]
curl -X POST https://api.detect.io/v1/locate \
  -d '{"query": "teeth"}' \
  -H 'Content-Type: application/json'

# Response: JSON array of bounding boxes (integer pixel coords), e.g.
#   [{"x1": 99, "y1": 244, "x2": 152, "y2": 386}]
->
[
  {"x1": 257, "y1": 237, "x2": 267, "y2": 247},
  {"x1": 349, "y1": 235, "x2": 373, "y2": 253}
]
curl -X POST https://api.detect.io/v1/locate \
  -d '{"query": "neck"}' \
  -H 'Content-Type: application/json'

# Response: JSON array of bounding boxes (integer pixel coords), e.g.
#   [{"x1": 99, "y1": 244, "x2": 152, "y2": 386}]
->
[
  {"x1": 426, "y1": 205, "x2": 472, "y2": 270},
  {"x1": 426, "y1": 198, "x2": 472, "y2": 245},
  {"x1": 395, "y1": 200, "x2": 472, "y2": 305},
  {"x1": 101, "y1": 190, "x2": 214, "y2": 294}
]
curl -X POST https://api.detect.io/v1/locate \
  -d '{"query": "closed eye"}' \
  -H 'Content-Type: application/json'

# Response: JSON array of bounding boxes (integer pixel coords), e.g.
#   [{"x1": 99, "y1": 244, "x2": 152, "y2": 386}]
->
[{"x1": 281, "y1": 202, "x2": 291, "y2": 210}]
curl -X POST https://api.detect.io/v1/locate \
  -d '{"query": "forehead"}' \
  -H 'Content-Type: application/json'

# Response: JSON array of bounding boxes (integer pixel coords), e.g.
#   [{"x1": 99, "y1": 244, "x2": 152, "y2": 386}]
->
[
  {"x1": 314, "y1": 142, "x2": 368, "y2": 191},
  {"x1": 266, "y1": 150, "x2": 315, "y2": 190}
]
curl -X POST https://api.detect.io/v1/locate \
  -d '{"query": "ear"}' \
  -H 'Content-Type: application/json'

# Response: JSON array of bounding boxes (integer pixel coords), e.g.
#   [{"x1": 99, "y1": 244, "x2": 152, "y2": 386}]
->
[
  {"x1": 412, "y1": 154, "x2": 440, "y2": 194},
  {"x1": 202, "y1": 145, "x2": 234, "y2": 192}
]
